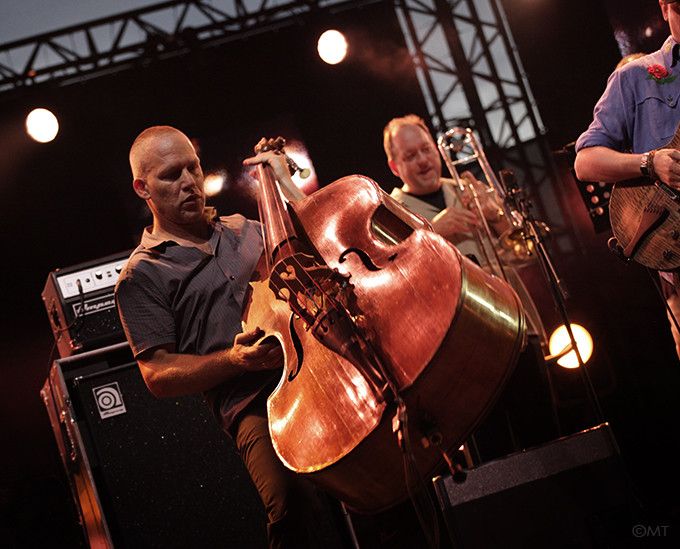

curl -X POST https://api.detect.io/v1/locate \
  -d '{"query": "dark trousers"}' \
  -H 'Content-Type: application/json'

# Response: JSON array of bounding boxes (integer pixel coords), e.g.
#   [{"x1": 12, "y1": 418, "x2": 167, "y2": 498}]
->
[{"x1": 232, "y1": 397, "x2": 346, "y2": 549}]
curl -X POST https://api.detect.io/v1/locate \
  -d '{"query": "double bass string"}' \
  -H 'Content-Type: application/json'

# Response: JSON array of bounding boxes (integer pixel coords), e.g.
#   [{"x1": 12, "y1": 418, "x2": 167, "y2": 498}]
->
[
  {"x1": 256, "y1": 157, "x2": 451, "y2": 547},
  {"x1": 258, "y1": 160, "x2": 411, "y2": 414},
  {"x1": 259, "y1": 158, "x2": 409, "y2": 400},
  {"x1": 255, "y1": 184, "x2": 272, "y2": 277},
  {"x1": 257, "y1": 155, "x2": 350, "y2": 319},
  {"x1": 256, "y1": 158, "x2": 400, "y2": 403}
]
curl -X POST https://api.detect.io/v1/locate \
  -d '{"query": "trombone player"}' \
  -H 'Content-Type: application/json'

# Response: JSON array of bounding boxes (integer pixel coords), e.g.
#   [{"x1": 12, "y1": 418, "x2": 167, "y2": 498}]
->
[
  {"x1": 384, "y1": 114, "x2": 505, "y2": 250},
  {"x1": 383, "y1": 113, "x2": 555, "y2": 460}
]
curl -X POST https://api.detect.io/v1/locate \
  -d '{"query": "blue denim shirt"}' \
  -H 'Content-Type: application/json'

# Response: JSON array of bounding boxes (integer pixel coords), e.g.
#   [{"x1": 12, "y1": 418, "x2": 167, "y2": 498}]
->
[{"x1": 576, "y1": 36, "x2": 680, "y2": 154}]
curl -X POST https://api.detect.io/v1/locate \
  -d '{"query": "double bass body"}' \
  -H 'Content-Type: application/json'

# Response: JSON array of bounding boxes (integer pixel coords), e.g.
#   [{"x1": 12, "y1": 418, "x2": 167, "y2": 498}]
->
[{"x1": 242, "y1": 173, "x2": 526, "y2": 514}]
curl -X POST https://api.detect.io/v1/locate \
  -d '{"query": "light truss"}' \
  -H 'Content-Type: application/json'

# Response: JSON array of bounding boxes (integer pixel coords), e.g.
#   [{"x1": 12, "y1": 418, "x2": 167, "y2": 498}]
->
[
  {"x1": 395, "y1": 0, "x2": 545, "y2": 147},
  {"x1": 0, "y1": 0, "x2": 574, "y2": 246},
  {"x1": 0, "y1": 0, "x2": 364, "y2": 94}
]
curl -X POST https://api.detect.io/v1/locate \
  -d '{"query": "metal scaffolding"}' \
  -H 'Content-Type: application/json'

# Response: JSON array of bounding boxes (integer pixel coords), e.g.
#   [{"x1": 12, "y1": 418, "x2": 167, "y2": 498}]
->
[
  {"x1": 395, "y1": 0, "x2": 545, "y2": 146},
  {"x1": 0, "y1": 0, "x2": 359, "y2": 94}
]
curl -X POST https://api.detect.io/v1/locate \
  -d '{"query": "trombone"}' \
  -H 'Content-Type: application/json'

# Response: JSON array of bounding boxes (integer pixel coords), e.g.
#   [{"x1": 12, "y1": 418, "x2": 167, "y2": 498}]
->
[{"x1": 436, "y1": 127, "x2": 547, "y2": 280}]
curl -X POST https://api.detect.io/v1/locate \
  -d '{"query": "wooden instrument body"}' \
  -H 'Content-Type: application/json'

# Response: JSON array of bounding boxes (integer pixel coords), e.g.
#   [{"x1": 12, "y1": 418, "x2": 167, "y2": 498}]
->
[
  {"x1": 609, "y1": 182, "x2": 680, "y2": 270},
  {"x1": 609, "y1": 128, "x2": 680, "y2": 271},
  {"x1": 243, "y1": 175, "x2": 526, "y2": 513}
]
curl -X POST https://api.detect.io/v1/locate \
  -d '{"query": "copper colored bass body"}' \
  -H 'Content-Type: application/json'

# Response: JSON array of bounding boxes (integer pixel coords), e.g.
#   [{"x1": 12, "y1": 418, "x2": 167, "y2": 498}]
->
[{"x1": 242, "y1": 174, "x2": 526, "y2": 514}]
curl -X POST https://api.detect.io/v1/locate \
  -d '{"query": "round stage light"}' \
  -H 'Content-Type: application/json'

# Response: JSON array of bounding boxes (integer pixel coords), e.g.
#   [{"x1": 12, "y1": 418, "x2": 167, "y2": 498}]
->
[
  {"x1": 25, "y1": 108, "x2": 59, "y2": 143},
  {"x1": 317, "y1": 30, "x2": 348, "y2": 65},
  {"x1": 548, "y1": 323, "x2": 594, "y2": 369},
  {"x1": 204, "y1": 172, "x2": 226, "y2": 197}
]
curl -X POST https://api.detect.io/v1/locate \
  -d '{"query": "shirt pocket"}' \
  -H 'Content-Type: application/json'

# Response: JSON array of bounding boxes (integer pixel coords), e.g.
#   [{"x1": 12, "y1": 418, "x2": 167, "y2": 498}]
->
[{"x1": 636, "y1": 87, "x2": 680, "y2": 147}]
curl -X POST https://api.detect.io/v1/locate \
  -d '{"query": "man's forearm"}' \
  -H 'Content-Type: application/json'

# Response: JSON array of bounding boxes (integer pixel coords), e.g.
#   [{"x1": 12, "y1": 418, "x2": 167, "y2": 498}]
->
[
  {"x1": 138, "y1": 347, "x2": 240, "y2": 398},
  {"x1": 574, "y1": 146, "x2": 642, "y2": 183}
]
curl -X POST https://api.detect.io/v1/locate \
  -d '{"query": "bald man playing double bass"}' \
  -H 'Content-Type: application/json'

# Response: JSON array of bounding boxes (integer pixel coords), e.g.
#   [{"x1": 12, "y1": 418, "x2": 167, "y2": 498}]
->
[{"x1": 115, "y1": 126, "x2": 341, "y2": 549}]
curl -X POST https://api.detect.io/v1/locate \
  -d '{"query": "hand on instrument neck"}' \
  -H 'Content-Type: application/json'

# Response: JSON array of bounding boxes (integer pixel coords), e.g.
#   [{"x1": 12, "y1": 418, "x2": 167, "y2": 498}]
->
[
  {"x1": 243, "y1": 148, "x2": 305, "y2": 202},
  {"x1": 650, "y1": 148, "x2": 680, "y2": 189}
]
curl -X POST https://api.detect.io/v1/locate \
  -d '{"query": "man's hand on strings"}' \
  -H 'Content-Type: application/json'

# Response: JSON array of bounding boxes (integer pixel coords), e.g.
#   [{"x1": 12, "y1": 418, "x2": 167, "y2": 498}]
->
[
  {"x1": 243, "y1": 138, "x2": 305, "y2": 201},
  {"x1": 243, "y1": 139, "x2": 290, "y2": 182},
  {"x1": 652, "y1": 149, "x2": 680, "y2": 190}
]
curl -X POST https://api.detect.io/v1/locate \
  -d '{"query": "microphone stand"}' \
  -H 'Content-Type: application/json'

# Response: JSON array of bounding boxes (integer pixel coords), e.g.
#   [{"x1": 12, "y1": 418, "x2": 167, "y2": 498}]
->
[{"x1": 499, "y1": 170, "x2": 612, "y2": 438}]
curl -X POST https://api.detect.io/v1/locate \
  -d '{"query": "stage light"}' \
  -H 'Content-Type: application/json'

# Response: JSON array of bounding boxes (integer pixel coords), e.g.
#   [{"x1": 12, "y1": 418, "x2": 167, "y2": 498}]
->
[
  {"x1": 548, "y1": 324, "x2": 594, "y2": 369},
  {"x1": 25, "y1": 108, "x2": 59, "y2": 143},
  {"x1": 317, "y1": 30, "x2": 348, "y2": 65},
  {"x1": 204, "y1": 171, "x2": 226, "y2": 196}
]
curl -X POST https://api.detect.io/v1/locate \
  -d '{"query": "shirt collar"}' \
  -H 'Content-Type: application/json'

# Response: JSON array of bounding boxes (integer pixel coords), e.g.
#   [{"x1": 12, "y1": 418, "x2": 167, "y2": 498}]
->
[
  {"x1": 662, "y1": 35, "x2": 678, "y2": 62},
  {"x1": 140, "y1": 207, "x2": 220, "y2": 252}
]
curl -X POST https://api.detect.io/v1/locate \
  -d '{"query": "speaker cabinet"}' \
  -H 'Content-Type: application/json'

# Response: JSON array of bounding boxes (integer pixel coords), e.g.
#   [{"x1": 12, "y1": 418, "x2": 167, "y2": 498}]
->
[
  {"x1": 41, "y1": 342, "x2": 267, "y2": 548},
  {"x1": 433, "y1": 425, "x2": 632, "y2": 548}
]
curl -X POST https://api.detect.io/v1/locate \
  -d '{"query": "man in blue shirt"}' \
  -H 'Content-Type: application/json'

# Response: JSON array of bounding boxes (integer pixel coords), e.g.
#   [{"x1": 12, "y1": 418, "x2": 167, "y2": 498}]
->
[
  {"x1": 575, "y1": 0, "x2": 680, "y2": 354},
  {"x1": 575, "y1": 1, "x2": 680, "y2": 183}
]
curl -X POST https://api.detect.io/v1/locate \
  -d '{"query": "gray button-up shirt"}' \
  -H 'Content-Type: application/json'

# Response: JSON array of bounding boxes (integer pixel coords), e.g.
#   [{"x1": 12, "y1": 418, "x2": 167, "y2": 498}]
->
[{"x1": 115, "y1": 213, "x2": 279, "y2": 430}]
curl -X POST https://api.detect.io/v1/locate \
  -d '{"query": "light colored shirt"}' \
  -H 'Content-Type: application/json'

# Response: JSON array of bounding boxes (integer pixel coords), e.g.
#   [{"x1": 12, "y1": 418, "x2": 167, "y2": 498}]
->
[{"x1": 390, "y1": 178, "x2": 482, "y2": 261}]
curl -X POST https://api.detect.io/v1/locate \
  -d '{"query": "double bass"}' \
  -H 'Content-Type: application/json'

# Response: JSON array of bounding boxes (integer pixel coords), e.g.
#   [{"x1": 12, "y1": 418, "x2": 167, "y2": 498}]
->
[{"x1": 242, "y1": 139, "x2": 526, "y2": 514}]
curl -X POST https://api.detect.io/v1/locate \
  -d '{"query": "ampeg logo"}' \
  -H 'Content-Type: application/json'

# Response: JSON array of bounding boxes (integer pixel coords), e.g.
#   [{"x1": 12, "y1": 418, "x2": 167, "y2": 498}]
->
[
  {"x1": 92, "y1": 382, "x2": 127, "y2": 419},
  {"x1": 72, "y1": 295, "x2": 116, "y2": 317}
]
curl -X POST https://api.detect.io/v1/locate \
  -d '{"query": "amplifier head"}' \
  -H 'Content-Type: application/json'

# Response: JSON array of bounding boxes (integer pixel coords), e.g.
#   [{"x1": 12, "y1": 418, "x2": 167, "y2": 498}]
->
[{"x1": 42, "y1": 250, "x2": 132, "y2": 357}]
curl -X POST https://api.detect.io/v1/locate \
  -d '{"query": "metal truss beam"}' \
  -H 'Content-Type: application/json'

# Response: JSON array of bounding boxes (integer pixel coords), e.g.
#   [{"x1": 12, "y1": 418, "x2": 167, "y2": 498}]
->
[
  {"x1": 1, "y1": 0, "x2": 576, "y2": 248},
  {"x1": 0, "y1": 0, "x2": 370, "y2": 94},
  {"x1": 394, "y1": 0, "x2": 545, "y2": 147}
]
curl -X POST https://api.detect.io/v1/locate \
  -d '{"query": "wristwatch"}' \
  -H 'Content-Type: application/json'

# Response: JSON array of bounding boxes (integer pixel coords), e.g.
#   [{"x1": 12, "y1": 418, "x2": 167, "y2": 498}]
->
[{"x1": 640, "y1": 150, "x2": 656, "y2": 179}]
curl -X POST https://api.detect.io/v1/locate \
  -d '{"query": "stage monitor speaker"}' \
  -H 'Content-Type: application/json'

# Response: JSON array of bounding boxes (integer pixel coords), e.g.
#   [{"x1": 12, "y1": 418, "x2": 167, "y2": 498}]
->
[
  {"x1": 433, "y1": 425, "x2": 633, "y2": 548},
  {"x1": 41, "y1": 342, "x2": 267, "y2": 549}
]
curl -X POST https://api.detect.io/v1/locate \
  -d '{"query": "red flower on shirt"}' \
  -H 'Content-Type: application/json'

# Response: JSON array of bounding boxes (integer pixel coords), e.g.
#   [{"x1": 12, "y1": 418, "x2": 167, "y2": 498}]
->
[{"x1": 647, "y1": 64, "x2": 669, "y2": 80}]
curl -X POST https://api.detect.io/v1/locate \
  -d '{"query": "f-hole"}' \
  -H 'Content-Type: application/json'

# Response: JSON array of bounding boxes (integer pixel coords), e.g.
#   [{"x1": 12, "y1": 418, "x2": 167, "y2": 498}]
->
[{"x1": 287, "y1": 315, "x2": 305, "y2": 381}]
